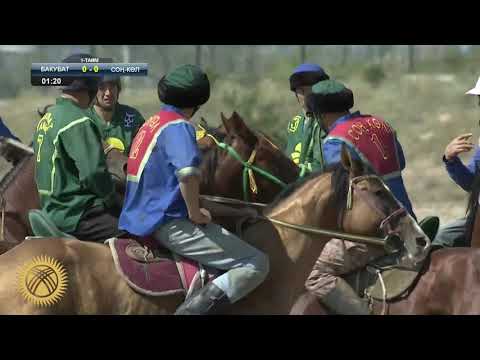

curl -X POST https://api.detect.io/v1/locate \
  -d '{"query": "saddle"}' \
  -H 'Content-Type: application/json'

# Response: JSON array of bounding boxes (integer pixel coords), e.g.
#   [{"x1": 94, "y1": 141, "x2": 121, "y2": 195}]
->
[
  {"x1": 343, "y1": 216, "x2": 439, "y2": 304},
  {"x1": 27, "y1": 210, "x2": 219, "y2": 298},
  {"x1": 107, "y1": 236, "x2": 219, "y2": 298},
  {"x1": 343, "y1": 248, "x2": 431, "y2": 305}
]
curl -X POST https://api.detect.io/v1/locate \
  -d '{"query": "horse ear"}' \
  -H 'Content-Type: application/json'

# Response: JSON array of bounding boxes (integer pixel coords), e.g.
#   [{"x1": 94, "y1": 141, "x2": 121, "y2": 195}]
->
[
  {"x1": 222, "y1": 111, "x2": 245, "y2": 135},
  {"x1": 340, "y1": 144, "x2": 363, "y2": 177},
  {"x1": 200, "y1": 117, "x2": 208, "y2": 129},
  {"x1": 221, "y1": 112, "x2": 230, "y2": 133}
]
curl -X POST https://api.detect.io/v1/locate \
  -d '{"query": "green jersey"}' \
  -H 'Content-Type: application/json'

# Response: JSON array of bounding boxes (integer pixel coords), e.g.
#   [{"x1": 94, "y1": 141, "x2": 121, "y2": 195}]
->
[
  {"x1": 285, "y1": 113, "x2": 326, "y2": 175},
  {"x1": 86, "y1": 103, "x2": 145, "y2": 154},
  {"x1": 33, "y1": 97, "x2": 116, "y2": 233}
]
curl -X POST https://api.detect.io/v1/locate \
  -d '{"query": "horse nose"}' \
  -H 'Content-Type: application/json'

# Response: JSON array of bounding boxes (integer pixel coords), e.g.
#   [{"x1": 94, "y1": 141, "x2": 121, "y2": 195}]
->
[{"x1": 416, "y1": 237, "x2": 427, "y2": 248}]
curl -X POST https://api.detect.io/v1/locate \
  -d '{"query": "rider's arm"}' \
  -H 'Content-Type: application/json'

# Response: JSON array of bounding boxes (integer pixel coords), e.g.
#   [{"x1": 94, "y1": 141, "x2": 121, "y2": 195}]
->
[
  {"x1": 162, "y1": 122, "x2": 203, "y2": 217},
  {"x1": 322, "y1": 138, "x2": 361, "y2": 165},
  {"x1": 443, "y1": 147, "x2": 480, "y2": 192},
  {"x1": 179, "y1": 176, "x2": 202, "y2": 217},
  {"x1": 60, "y1": 118, "x2": 116, "y2": 207}
]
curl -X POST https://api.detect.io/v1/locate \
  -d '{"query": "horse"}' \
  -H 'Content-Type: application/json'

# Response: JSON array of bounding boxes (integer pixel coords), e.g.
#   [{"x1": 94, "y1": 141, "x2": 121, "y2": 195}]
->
[
  {"x1": 0, "y1": 146, "x2": 428, "y2": 314},
  {"x1": 291, "y1": 169, "x2": 480, "y2": 315},
  {"x1": 0, "y1": 155, "x2": 38, "y2": 247},
  {"x1": 0, "y1": 111, "x2": 299, "y2": 251}
]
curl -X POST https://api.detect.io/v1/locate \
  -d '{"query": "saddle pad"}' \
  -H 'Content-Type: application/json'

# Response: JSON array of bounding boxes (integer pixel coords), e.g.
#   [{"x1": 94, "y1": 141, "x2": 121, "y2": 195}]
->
[
  {"x1": 107, "y1": 237, "x2": 205, "y2": 297},
  {"x1": 365, "y1": 267, "x2": 420, "y2": 301}
]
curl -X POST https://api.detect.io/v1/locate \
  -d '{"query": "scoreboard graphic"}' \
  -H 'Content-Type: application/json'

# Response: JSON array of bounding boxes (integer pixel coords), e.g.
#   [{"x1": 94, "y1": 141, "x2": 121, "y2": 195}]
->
[{"x1": 31, "y1": 57, "x2": 148, "y2": 86}]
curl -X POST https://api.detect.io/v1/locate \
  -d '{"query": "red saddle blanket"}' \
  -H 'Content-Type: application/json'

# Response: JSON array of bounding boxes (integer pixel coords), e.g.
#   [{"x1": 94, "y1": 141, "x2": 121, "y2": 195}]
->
[{"x1": 106, "y1": 237, "x2": 218, "y2": 297}]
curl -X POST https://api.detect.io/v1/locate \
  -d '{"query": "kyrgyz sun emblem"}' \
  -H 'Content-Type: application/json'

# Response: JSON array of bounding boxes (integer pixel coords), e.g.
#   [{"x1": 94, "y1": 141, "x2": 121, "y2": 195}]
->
[{"x1": 17, "y1": 255, "x2": 68, "y2": 307}]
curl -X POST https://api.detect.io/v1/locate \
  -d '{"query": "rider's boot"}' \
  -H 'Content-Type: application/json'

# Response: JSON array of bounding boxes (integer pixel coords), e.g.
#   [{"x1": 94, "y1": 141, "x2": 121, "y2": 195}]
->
[
  {"x1": 321, "y1": 277, "x2": 370, "y2": 315},
  {"x1": 175, "y1": 282, "x2": 230, "y2": 315}
]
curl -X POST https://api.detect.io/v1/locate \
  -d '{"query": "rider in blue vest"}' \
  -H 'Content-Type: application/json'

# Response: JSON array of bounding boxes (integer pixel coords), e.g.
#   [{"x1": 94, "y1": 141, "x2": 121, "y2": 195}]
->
[
  {"x1": 303, "y1": 80, "x2": 419, "y2": 315},
  {"x1": 119, "y1": 64, "x2": 269, "y2": 315},
  {"x1": 309, "y1": 80, "x2": 416, "y2": 218}
]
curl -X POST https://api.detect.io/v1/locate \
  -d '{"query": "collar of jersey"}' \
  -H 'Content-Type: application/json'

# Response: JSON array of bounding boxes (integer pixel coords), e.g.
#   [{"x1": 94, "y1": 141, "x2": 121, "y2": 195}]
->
[
  {"x1": 162, "y1": 104, "x2": 187, "y2": 118},
  {"x1": 328, "y1": 111, "x2": 361, "y2": 132}
]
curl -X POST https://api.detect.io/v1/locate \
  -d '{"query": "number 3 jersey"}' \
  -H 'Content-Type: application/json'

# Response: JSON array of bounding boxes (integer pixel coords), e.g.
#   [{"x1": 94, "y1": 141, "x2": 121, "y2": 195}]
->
[{"x1": 323, "y1": 111, "x2": 416, "y2": 219}]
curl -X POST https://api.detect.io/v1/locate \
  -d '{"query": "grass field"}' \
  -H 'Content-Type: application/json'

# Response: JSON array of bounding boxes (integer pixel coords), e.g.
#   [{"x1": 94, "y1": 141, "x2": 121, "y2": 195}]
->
[{"x1": 1, "y1": 71, "x2": 479, "y2": 225}]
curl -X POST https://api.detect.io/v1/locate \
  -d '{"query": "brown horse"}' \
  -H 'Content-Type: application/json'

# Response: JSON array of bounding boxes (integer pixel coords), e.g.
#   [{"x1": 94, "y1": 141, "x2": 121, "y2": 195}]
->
[
  {"x1": 291, "y1": 245, "x2": 480, "y2": 315},
  {"x1": 0, "y1": 147, "x2": 428, "y2": 314},
  {"x1": 0, "y1": 112, "x2": 298, "y2": 251},
  {"x1": 291, "y1": 172, "x2": 480, "y2": 315},
  {"x1": 0, "y1": 155, "x2": 38, "y2": 246}
]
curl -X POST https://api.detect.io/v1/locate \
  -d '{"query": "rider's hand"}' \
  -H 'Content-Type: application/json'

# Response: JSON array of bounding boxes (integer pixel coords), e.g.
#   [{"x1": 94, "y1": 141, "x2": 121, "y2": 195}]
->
[
  {"x1": 444, "y1": 133, "x2": 474, "y2": 161},
  {"x1": 189, "y1": 208, "x2": 212, "y2": 225}
]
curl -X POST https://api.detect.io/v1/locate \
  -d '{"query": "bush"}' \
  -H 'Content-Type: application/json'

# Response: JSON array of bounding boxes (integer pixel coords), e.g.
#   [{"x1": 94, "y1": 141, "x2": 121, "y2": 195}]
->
[{"x1": 363, "y1": 64, "x2": 386, "y2": 88}]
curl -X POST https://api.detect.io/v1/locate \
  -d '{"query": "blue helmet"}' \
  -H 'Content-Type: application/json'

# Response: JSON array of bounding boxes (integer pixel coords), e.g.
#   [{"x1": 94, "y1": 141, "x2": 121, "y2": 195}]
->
[{"x1": 289, "y1": 63, "x2": 330, "y2": 92}]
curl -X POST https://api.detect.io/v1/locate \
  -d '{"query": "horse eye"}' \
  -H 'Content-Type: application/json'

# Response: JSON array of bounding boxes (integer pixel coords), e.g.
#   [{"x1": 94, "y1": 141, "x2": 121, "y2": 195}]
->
[{"x1": 374, "y1": 189, "x2": 384, "y2": 197}]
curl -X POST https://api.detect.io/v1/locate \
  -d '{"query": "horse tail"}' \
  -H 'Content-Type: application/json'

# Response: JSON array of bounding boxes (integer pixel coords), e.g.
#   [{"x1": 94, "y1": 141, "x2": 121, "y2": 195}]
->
[
  {"x1": 37, "y1": 104, "x2": 54, "y2": 118},
  {"x1": 465, "y1": 164, "x2": 480, "y2": 244}
]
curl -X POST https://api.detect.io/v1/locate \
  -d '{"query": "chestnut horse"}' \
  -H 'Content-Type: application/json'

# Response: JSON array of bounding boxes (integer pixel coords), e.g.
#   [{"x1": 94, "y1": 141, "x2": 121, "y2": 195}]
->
[
  {"x1": 0, "y1": 147, "x2": 427, "y2": 314},
  {"x1": 292, "y1": 168, "x2": 480, "y2": 315}
]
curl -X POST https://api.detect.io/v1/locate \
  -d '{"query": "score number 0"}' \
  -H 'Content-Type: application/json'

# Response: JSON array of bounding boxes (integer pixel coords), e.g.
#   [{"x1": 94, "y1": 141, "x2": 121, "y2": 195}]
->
[{"x1": 81, "y1": 65, "x2": 100, "y2": 73}]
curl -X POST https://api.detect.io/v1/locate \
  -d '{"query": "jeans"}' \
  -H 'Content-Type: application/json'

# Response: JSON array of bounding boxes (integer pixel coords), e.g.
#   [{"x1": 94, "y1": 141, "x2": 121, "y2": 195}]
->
[{"x1": 153, "y1": 219, "x2": 269, "y2": 303}]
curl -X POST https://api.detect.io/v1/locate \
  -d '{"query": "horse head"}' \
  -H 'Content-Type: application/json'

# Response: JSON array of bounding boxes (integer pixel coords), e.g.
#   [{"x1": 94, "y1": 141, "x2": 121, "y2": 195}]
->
[
  {"x1": 336, "y1": 145, "x2": 430, "y2": 263},
  {"x1": 201, "y1": 111, "x2": 299, "y2": 203}
]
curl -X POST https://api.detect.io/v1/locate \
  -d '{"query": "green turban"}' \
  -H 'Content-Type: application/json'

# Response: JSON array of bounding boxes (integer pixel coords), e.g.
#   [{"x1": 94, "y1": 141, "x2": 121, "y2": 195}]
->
[
  {"x1": 157, "y1": 64, "x2": 210, "y2": 108},
  {"x1": 308, "y1": 79, "x2": 354, "y2": 114}
]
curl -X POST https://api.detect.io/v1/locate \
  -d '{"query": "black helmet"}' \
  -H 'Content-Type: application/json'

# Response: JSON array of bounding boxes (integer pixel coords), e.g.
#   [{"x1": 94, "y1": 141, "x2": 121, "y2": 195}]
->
[
  {"x1": 59, "y1": 53, "x2": 99, "y2": 101},
  {"x1": 158, "y1": 64, "x2": 210, "y2": 108}
]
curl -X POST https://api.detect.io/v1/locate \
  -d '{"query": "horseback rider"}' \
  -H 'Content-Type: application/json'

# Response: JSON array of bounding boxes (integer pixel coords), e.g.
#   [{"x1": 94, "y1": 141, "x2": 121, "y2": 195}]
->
[
  {"x1": 33, "y1": 53, "x2": 121, "y2": 241},
  {"x1": 303, "y1": 79, "x2": 417, "y2": 315},
  {"x1": 118, "y1": 64, "x2": 269, "y2": 315},
  {"x1": 86, "y1": 66, "x2": 145, "y2": 154},
  {"x1": 286, "y1": 64, "x2": 329, "y2": 176},
  {"x1": 432, "y1": 76, "x2": 480, "y2": 248}
]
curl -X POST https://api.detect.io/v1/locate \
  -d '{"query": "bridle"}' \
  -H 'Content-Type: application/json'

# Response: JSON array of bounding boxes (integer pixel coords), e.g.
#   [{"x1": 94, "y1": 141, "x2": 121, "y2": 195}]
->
[{"x1": 197, "y1": 124, "x2": 288, "y2": 202}]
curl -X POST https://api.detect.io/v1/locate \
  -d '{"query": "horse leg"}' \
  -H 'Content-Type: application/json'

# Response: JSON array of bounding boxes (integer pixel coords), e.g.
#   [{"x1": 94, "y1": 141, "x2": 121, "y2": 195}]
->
[{"x1": 290, "y1": 292, "x2": 329, "y2": 315}]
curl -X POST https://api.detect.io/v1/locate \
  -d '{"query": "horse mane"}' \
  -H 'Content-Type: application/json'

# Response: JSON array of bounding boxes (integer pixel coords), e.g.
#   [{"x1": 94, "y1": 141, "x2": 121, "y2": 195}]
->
[
  {"x1": 465, "y1": 168, "x2": 480, "y2": 244},
  {"x1": 0, "y1": 154, "x2": 33, "y2": 194},
  {"x1": 267, "y1": 163, "x2": 352, "y2": 213}
]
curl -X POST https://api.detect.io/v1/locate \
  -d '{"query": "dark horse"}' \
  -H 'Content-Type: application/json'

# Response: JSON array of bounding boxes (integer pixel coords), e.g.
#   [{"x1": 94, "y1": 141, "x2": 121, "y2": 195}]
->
[{"x1": 0, "y1": 112, "x2": 299, "y2": 252}]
